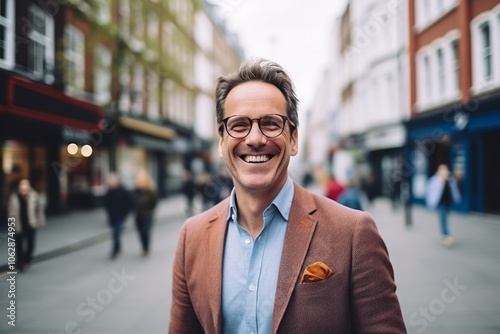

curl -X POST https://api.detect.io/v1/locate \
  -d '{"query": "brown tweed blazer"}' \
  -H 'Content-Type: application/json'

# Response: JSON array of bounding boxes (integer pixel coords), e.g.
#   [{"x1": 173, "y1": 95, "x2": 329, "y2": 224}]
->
[{"x1": 169, "y1": 182, "x2": 406, "y2": 334}]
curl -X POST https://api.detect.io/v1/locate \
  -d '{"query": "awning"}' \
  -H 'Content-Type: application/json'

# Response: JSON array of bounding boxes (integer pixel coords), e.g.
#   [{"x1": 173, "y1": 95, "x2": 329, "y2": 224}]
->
[{"x1": 120, "y1": 116, "x2": 176, "y2": 140}]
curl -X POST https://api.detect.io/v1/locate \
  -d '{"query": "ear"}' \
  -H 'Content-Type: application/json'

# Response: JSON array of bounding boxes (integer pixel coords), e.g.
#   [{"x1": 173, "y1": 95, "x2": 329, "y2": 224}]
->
[{"x1": 290, "y1": 128, "x2": 299, "y2": 156}]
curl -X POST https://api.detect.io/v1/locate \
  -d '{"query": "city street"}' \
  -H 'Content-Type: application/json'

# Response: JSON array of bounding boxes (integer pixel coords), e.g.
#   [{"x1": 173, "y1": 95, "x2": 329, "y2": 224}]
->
[
  {"x1": 0, "y1": 208, "x2": 184, "y2": 334},
  {"x1": 1, "y1": 196, "x2": 499, "y2": 334}
]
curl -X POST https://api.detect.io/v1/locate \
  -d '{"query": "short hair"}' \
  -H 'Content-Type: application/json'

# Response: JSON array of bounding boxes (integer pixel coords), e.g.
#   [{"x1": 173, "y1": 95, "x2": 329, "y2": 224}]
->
[{"x1": 215, "y1": 58, "x2": 299, "y2": 134}]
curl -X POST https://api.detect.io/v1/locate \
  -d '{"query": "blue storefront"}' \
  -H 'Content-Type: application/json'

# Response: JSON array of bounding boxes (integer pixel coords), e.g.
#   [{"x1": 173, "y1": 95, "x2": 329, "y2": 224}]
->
[{"x1": 405, "y1": 93, "x2": 500, "y2": 214}]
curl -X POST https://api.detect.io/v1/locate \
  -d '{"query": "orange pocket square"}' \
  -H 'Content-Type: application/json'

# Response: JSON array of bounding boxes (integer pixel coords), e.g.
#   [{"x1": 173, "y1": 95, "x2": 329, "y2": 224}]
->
[{"x1": 300, "y1": 261, "x2": 333, "y2": 283}]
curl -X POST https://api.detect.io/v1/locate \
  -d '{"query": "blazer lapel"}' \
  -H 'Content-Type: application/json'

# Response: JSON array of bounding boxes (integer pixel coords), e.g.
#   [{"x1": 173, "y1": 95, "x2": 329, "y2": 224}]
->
[
  {"x1": 205, "y1": 199, "x2": 230, "y2": 333},
  {"x1": 272, "y1": 184, "x2": 317, "y2": 333}
]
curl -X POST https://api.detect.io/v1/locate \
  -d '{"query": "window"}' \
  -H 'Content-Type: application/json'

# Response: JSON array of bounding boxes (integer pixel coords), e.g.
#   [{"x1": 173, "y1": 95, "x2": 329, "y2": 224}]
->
[
  {"x1": 451, "y1": 39, "x2": 460, "y2": 92},
  {"x1": 480, "y1": 22, "x2": 492, "y2": 81},
  {"x1": 27, "y1": 5, "x2": 54, "y2": 82},
  {"x1": 424, "y1": 55, "x2": 432, "y2": 102},
  {"x1": 94, "y1": 45, "x2": 111, "y2": 105},
  {"x1": 417, "y1": 31, "x2": 461, "y2": 111},
  {"x1": 146, "y1": 66, "x2": 159, "y2": 119},
  {"x1": 118, "y1": 58, "x2": 131, "y2": 112},
  {"x1": 471, "y1": 6, "x2": 500, "y2": 93},
  {"x1": 0, "y1": 0, "x2": 14, "y2": 68},
  {"x1": 437, "y1": 48, "x2": 445, "y2": 95},
  {"x1": 64, "y1": 25, "x2": 85, "y2": 94},
  {"x1": 415, "y1": 0, "x2": 458, "y2": 30},
  {"x1": 131, "y1": 64, "x2": 144, "y2": 115}
]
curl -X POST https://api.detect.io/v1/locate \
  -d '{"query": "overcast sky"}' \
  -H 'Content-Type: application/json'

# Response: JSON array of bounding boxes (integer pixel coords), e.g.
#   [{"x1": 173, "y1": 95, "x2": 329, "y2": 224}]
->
[{"x1": 209, "y1": 0, "x2": 348, "y2": 114}]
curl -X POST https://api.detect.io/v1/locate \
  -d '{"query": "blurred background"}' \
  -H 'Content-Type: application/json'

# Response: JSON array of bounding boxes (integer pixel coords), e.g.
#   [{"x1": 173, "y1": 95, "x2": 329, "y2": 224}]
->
[
  {"x1": 0, "y1": 0, "x2": 499, "y2": 333},
  {"x1": 1, "y1": 0, "x2": 500, "y2": 217}
]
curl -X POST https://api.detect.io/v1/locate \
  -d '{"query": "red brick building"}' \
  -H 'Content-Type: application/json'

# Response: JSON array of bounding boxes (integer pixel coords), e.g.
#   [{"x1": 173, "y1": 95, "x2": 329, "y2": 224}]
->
[{"x1": 407, "y1": 0, "x2": 500, "y2": 213}]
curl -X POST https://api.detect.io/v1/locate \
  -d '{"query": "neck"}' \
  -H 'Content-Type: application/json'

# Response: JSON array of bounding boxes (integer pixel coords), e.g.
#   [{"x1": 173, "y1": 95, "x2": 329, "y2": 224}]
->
[{"x1": 233, "y1": 178, "x2": 287, "y2": 238}]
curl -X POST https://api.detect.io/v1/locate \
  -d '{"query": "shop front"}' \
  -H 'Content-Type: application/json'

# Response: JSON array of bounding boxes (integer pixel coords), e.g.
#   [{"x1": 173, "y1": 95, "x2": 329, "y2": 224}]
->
[
  {"x1": 116, "y1": 116, "x2": 179, "y2": 197},
  {"x1": 406, "y1": 94, "x2": 500, "y2": 214},
  {"x1": 363, "y1": 123, "x2": 406, "y2": 200},
  {"x1": 0, "y1": 74, "x2": 103, "y2": 214}
]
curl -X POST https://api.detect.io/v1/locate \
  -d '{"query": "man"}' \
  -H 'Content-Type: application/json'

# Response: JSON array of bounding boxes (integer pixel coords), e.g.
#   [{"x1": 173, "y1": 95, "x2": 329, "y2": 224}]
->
[
  {"x1": 104, "y1": 173, "x2": 132, "y2": 259},
  {"x1": 169, "y1": 58, "x2": 406, "y2": 333},
  {"x1": 8, "y1": 179, "x2": 46, "y2": 270}
]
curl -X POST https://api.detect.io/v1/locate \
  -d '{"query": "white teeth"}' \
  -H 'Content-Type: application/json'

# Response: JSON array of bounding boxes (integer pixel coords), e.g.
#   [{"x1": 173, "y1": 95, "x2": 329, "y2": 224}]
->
[{"x1": 244, "y1": 155, "x2": 270, "y2": 163}]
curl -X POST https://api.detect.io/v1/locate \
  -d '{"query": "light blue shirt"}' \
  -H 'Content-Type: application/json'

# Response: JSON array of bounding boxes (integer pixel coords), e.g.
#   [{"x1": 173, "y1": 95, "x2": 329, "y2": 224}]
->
[{"x1": 222, "y1": 177, "x2": 294, "y2": 334}]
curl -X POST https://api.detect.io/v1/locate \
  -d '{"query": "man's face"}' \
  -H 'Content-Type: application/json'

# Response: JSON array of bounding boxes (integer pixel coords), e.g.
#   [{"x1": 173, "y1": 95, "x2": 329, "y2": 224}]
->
[{"x1": 218, "y1": 81, "x2": 298, "y2": 195}]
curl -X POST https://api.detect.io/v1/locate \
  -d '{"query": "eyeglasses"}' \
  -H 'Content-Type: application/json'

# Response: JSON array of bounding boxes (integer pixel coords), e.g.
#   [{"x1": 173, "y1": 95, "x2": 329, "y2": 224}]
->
[{"x1": 219, "y1": 114, "x2": 295, "y2": 139}]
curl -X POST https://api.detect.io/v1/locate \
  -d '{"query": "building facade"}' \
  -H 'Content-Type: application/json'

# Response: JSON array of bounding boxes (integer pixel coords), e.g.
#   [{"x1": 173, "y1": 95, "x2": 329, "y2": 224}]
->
[
  {"x1": 0, "y1": 0, "x2": 104, "y2": 214},
  {"x1": 407, "y1": 0, "x2": 500, "y2": 214},
  {"x1": 307, "y1": 0, "x2": 409, "y2": 198}
]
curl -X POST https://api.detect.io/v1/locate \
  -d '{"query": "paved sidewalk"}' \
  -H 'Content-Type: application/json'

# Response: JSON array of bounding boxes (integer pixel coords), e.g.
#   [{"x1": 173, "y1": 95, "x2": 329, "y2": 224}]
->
[
  {"x1": 0, "y1": 194, "x2": 188, "y2": 271},
  {"x1": 366, "y1": 199, "x2": 500, "y2": 334},
  {"x1": 3, "y1": 194, "x2": 500, "y2": 271}
]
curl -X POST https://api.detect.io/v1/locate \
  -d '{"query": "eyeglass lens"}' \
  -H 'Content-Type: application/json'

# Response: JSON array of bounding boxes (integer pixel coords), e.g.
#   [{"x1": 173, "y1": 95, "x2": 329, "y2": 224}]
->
[{"x1": 226, "y1": 115, "x2": 286, "y2": 138}]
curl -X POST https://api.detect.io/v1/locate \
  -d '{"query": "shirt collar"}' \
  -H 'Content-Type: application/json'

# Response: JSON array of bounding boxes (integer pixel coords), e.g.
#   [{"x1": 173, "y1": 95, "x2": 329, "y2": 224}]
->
[{"x1": 227, "y1": 176, "x2": 294, "y2": 222}]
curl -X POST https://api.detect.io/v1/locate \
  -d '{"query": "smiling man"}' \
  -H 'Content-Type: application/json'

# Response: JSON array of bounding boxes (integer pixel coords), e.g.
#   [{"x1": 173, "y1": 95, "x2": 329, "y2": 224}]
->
[{"x1": 168, "y1": 58, "x2": 406, "y2": 334}]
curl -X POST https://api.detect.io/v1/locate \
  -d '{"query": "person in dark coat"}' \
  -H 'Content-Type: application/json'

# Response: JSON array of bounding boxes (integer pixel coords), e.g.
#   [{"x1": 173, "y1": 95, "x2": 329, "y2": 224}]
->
[
  {"x1": 133, "y1": 170, "x2": 158, "y2": 257},
  {"x1": 104, "y1": 173, "x2": 132, "y2": 259}
]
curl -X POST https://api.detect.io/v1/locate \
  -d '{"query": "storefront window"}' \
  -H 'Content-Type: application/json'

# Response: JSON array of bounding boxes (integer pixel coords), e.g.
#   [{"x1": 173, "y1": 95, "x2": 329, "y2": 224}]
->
[
  {"x1": 452, "y1": 139, "x2": 465, "y2": 194},
  {"x1": 60, "y1": 145, "x2": 91, "y2": 208},
  {"x1": 2, "y1": 140, "x2": 47, "y2": 206}
]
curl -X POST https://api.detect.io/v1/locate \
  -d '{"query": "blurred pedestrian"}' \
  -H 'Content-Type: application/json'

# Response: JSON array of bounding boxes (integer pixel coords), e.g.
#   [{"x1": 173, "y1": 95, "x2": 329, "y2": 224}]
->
[
  {"x1": 361, "y1": 172, "x2": 377, "y2": 205},
  {"x1": 133, "y1": 170, "x2": 158, "y2": 257},
  {"x1": 104, "y1": 173, "x2": 132, "y2": 259},
  {"x1": 337, "y1": 178, "x2": 363, "y2": 211},
  {"x1": 325, "y1": 173, "x2": 345, "y2": 201},
  {"x1": 425, "y1": 164, "x2": 461, "y2": 247},
  {"x1": 8, "y1": 179, "x2": 46, "y2": 271},
  {"x1": 182, "y1": 169, "x2": 196, "y2": 216},
  {"x1": 389, "y1": 174, "x2": 402, "y2": 210}
]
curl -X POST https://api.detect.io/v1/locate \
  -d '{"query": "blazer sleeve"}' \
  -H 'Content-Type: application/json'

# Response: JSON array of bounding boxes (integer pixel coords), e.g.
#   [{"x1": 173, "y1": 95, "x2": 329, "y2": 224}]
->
[
  {"x1": 350, "y1": 214, "x2": 407, "y2": 334},
  {"x1": 169, "y1": 224, "x2": 204, "y2": 334}
]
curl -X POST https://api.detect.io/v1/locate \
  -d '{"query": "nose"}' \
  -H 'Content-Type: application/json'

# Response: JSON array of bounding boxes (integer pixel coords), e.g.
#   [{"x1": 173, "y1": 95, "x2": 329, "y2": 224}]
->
[{"x1": 245, "y1": 120, "x2": 267, "y2": 146}]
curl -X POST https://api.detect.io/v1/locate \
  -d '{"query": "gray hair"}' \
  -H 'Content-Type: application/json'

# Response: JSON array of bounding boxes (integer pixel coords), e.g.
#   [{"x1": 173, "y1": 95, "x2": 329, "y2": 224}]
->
[{"x1": 215, "y1": 58, "x2": 299, "y2": 134}]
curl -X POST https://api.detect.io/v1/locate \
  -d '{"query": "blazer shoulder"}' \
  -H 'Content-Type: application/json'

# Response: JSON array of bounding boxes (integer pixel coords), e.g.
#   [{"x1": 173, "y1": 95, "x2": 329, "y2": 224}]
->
[
  {"x1": 182, "y1": 198, "x2": 229, "y2": 230},
  {"x1": 293, "y1": 183, "x2": 374, "y2": 228}
]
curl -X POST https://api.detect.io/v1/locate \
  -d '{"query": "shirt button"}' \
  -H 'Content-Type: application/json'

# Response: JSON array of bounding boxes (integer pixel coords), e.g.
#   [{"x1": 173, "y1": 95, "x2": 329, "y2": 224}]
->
[
  {"x1": 244, "y1": 239, "x2": 251, "y2": 245},
  {"x1": 248, "y1": 284, "x2": 255, "y2": 291}
]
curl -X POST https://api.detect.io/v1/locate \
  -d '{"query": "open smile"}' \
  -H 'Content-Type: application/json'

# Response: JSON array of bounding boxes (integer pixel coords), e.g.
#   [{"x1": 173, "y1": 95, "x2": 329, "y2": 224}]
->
[{"x1": 241, "y1": 155, "x2": 274, "y2": 163}]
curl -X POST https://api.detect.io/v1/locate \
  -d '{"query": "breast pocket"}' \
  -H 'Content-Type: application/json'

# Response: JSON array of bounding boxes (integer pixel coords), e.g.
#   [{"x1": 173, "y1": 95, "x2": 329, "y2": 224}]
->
[{"x1": 295, "y1": 272, "x2": 342, "y2": 299}]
